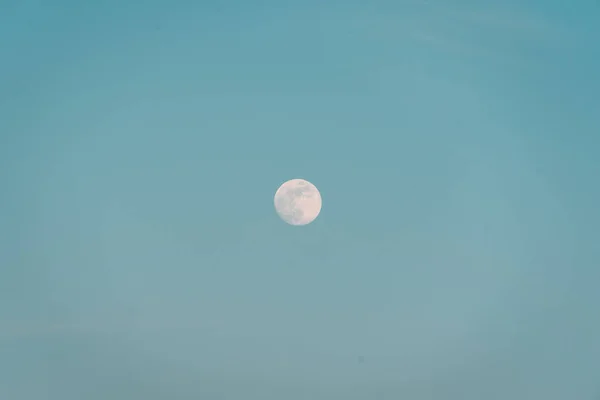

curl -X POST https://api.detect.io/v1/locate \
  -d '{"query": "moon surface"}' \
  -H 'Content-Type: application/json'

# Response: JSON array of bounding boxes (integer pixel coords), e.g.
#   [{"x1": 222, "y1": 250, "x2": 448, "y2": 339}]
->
[{"x1": 274, "y1": 179, "x2": 322, "y2": 226}]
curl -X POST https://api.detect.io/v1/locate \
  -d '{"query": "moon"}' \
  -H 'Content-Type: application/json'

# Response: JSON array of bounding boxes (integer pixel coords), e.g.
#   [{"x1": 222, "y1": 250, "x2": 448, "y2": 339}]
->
[{"x1": 274, "y1": 179, "x2": 322, "y2": 226}]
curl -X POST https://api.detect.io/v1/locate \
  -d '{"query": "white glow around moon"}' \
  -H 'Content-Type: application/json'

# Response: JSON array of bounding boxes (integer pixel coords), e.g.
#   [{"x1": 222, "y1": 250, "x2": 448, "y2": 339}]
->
[{"x1": 274, "y1": 179, "x2": 322, "y2": 226}]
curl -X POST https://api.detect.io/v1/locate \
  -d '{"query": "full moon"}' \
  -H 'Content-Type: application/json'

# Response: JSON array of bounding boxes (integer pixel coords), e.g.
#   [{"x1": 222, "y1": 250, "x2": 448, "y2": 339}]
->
[{"x1": 274, "y1": 179, "x2": 322, "y2": 226}]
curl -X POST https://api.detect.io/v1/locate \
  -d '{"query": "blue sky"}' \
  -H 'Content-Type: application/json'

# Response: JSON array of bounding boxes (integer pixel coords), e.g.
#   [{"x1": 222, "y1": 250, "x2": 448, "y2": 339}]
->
[{"x1": 1, "y1": 1, "x2": 599, "y2": 398}]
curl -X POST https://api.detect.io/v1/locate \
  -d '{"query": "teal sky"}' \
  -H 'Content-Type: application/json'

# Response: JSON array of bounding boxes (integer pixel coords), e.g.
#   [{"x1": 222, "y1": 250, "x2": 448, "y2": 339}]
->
[{"x1": 1, "y1": 1, "x2": 599, "y2": 398}]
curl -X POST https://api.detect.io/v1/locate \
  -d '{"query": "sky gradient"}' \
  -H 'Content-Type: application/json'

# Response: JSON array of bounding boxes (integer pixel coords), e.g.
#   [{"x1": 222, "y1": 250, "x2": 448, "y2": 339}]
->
[{"x1": 1, "y1": 0, "x2": 599, "y2": 399}]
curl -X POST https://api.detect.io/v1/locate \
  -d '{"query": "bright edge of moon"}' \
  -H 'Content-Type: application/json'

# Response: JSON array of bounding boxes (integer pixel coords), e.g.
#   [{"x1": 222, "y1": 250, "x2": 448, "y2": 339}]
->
[{"x1": 274, "y1": 179, "x2": 322, "y2": 226}]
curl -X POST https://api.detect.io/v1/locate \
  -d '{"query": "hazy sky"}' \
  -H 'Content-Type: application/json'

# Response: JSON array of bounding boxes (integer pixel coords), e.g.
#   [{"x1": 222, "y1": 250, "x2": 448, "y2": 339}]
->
[{"x1": 1, "y1": 1, "x2": 599, "y2": 399}]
